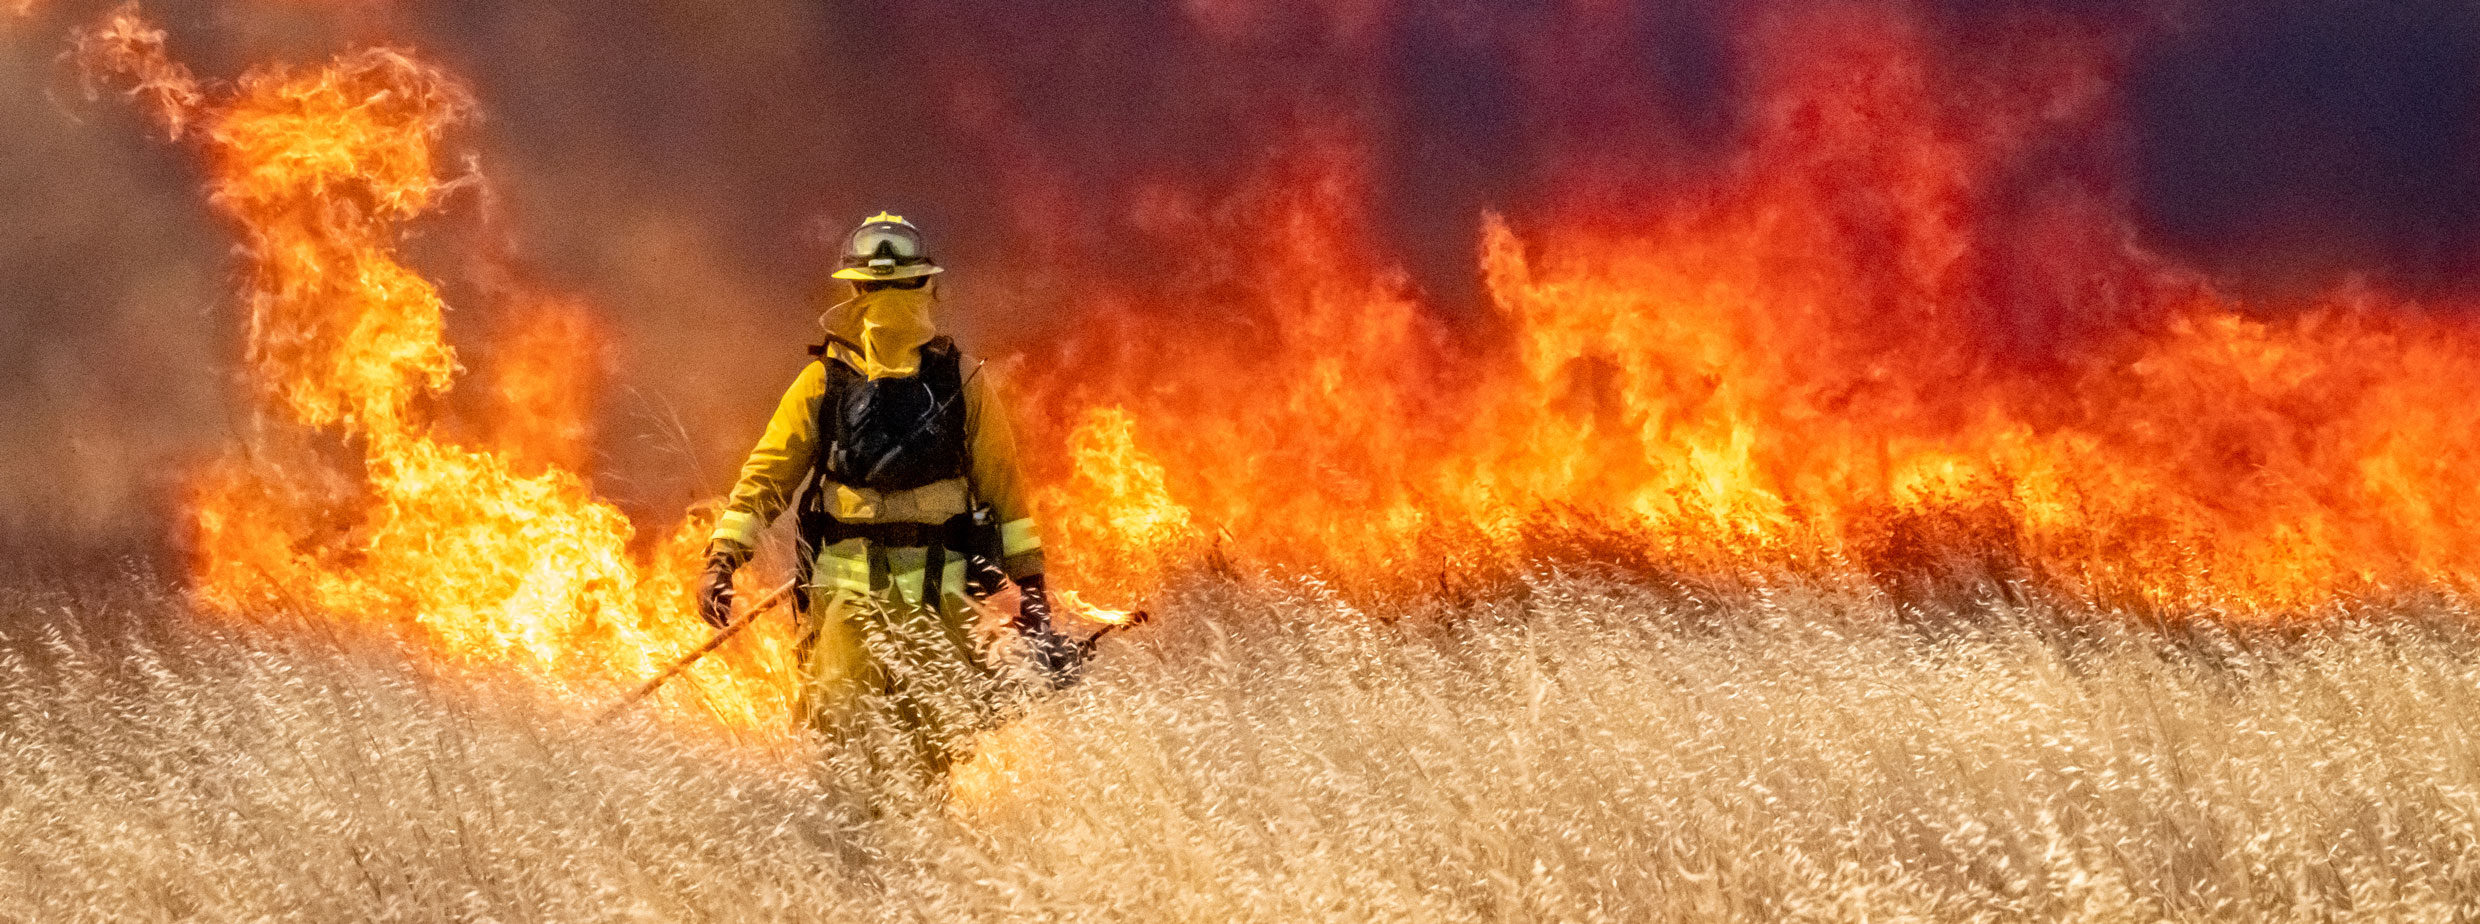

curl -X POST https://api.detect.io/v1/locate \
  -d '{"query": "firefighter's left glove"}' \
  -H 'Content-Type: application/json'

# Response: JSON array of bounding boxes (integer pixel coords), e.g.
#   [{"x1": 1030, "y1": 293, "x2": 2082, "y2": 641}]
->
[
  {"x1": 695, "y1": 543, "x2": 753, "y2": 629},
  {"x1": 1013, "y1": 574, "x2": 1086, "y2": 689}
]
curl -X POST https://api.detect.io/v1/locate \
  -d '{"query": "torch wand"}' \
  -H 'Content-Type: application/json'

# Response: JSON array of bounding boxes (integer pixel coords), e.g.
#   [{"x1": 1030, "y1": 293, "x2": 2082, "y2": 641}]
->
[
  {"x1": 595, "y1": 579, "x2": 799, "y2": 724},
  {"x1": 958, "y1": 591, "x2": 1151, "y2": 686},
  {"x1": 1072, "y1": 608, "x2": 1151, "y2": 658}
]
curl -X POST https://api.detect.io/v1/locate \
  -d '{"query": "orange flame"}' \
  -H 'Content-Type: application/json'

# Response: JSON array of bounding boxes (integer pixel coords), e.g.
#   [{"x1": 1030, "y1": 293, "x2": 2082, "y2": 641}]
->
[
  {"x1": 73, "y1": 0, "x2": 2480, "y2": 748},
  {"x1": 1050, "y1": 589, "x2": 1136, "y2": 627},
  {"x1": 474, "y1": 292, "x2": 606, "y2": 477},
  {"x1": 1015, "y1": 5, "x2": 2480, "y2": 615},
  {"x1": 80, "y1": 6, "x2": 797, "y2": 730}
]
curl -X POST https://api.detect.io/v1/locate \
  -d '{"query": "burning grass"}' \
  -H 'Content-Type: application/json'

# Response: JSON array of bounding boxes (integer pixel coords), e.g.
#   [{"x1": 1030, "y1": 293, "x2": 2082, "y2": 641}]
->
[{"x1": 5, "y1": 563, "x2": 2478, "y2": 922}]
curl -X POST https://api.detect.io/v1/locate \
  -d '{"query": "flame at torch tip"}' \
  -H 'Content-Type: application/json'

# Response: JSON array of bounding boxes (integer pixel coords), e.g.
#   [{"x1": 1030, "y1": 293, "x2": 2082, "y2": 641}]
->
[{"x1": 1053, "y1": 589, "x2": 1135, "y2": 626}]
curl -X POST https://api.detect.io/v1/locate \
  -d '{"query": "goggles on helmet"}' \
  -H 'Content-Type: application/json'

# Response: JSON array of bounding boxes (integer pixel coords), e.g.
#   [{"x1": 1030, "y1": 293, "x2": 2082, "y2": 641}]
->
[{"x1": 831, "y1": 211, "x2": 944, "y2": 281}]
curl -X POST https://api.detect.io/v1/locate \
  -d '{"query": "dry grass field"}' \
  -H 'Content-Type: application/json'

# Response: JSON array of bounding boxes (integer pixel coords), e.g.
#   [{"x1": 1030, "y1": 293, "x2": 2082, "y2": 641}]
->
[{"x1": 4, "y1": 555, "x2": 2479, "y2": 923}]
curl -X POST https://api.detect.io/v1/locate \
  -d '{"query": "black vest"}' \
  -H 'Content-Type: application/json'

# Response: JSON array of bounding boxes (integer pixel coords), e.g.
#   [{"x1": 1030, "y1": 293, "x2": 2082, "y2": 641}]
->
[{"x1": 814, "y1": 336, "x2": 969, "y2": 493}]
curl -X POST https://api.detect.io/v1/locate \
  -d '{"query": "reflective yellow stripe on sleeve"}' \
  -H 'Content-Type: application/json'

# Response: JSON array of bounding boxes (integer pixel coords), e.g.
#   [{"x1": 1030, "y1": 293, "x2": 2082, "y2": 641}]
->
[
  {"x1": 999, "y1": 517, "x2": 1042, "y2": 557},
  {"x1": 710, "y1": 510, "x2": 765, "y2": 551}
]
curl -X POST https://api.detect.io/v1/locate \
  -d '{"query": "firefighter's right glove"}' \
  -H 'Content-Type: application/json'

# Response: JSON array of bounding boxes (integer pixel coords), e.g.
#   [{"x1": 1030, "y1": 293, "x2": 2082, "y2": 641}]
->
[
  {"x1": 695, "y1": 544, "x2": 752, "y2": 629},
  {"x1": 1013, "y1": 574, "x2": 1087, "y2": 689}
]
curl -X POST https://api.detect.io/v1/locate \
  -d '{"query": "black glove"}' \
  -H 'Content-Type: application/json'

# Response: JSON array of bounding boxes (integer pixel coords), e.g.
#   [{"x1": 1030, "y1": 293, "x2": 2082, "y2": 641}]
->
[
  {"x1": 695, "y1": 544, "x2": 751, "y2": 629},
  {"x1": 1013, "y1": 574, "x2": 1086, "y2": 688}
]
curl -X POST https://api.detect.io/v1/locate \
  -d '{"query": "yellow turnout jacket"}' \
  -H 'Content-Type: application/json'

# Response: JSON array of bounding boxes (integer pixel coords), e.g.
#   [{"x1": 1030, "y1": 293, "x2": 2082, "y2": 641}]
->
[{"x1": 708, "y1": 342, "x2": 1045, "y2": 612}]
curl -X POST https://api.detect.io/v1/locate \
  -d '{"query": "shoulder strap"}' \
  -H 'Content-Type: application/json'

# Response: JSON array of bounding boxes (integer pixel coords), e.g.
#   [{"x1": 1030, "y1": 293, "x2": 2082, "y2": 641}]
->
[{"x1": 925, "y1": 338, "x2": 982, "y2": 492}]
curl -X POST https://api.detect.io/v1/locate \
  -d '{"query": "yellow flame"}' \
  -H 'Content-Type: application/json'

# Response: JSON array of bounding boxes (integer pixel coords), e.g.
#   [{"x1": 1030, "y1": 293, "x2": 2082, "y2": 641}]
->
[{"x1": 81, "y1": 6, "x2": 796, "y2": 731}]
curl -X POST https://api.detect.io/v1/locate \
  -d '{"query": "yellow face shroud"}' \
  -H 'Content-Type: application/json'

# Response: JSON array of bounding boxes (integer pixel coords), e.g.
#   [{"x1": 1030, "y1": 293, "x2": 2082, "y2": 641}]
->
[{"x1": 822, "y1": 281, "x2": 941, "y2": 380}]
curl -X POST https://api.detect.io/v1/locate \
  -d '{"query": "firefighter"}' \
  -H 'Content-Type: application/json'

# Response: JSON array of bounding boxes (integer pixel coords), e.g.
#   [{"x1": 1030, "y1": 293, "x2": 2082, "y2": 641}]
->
[{"x1": 696, "y1": 211, "x2": 1079, "y2": 781}]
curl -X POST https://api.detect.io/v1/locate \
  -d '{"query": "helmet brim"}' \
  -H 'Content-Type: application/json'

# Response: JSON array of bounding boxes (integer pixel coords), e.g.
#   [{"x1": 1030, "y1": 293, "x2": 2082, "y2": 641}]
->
[{"x1": 830, "y1": 263, "x2": 944, "y2": 281}]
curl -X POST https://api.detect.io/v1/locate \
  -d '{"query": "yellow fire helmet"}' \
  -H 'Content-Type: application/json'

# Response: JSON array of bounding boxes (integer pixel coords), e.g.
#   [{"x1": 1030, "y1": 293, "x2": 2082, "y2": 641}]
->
[{"x1": 829, "y1": 211, "x2": 945, "y2": 281}]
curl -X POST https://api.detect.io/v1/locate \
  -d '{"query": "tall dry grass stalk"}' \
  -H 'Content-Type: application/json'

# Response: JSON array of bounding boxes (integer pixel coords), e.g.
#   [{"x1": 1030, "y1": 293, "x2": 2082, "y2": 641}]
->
[{"x1": 3, "y1": 563, "x2": 2478, "y2": 922}]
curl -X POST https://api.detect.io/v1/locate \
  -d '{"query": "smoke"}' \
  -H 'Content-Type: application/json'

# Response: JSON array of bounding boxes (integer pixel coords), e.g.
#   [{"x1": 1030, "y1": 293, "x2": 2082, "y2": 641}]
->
[
  {"x1": 2129, "y1": 0, "x2": 2480, "y2": 300},
  {"x1": 7, "y1": 0, "x2": 2480, "y2": 549},
  {"x1": 0, "y1": 3, "x2": 222, "y2": 544}
]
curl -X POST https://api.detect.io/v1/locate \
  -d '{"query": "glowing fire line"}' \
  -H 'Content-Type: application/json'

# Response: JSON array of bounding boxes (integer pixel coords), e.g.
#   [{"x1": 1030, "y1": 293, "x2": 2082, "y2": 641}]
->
[
  {"x1": 72, "y1": 0, "x2": 2480, "y2": 751},
  {"x1": 1009, "y1": 6, "x2": 2480, "y2": 614}
]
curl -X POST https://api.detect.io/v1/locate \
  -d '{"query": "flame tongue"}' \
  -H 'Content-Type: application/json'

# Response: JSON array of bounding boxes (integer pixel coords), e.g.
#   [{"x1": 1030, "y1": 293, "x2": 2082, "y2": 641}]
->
[
  {"x1": 72, "y1": 0, "x2": 2480, "y2": 736},
  {"x1": 80, "y1": 7, "x2": 796, "y2": 729},
  {"x1": 1015, "y1": 6, "x2": 2480, "y2": 613}
]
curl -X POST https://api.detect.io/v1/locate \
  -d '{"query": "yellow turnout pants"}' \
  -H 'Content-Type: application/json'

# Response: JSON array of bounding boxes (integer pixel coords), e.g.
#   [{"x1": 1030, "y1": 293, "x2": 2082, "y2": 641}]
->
[{"x1": 797, "y1": 538, "x2": 998, "y2": 780}]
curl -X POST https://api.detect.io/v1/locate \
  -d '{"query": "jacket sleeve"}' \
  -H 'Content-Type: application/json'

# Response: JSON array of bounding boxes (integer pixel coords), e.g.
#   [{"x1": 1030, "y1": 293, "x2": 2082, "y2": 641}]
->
[
  {"x1": 709, "y1": 361, "x2": 828, "y2": 552},
  {"x1": 964, "y1": 365, "x2": 1046, "y2": 579}
]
